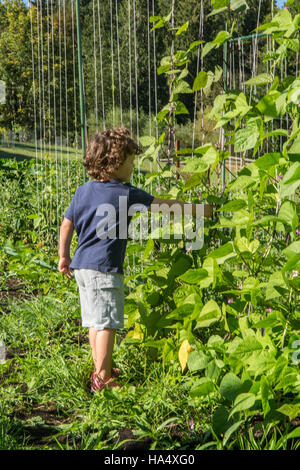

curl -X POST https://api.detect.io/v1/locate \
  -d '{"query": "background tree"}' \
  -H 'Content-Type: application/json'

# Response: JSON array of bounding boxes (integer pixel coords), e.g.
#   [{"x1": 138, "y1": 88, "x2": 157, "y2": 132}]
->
[
  {"x1": 0, "y1": 0, "x2": 32, "y2": 131},
  {"x1": 0, "y1": 0, "x2": 296, "y2": 143}
]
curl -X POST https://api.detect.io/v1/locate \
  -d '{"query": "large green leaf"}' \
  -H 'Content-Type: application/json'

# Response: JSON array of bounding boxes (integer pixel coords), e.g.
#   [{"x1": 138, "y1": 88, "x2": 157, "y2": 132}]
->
[
  {"x1": 283, "y1": 241, "x2": 300, "y2": 259},
  {"x1": 236, "y1": 237, "x2": 260, "y2": 254},
  {"x1": 251, "y1": 215, "x2": 287, "y2": 227},
  {"x1": 272, "y1": 8, "x2": 293, "y2": 28},
  {"x1": 182, "y1": 158, "x2": 209, "y2": 174},
  {"x1": 254, "y1": 153, "x2": 281, "y2": 170},
  {"x1": 193, "y1": 71, "x2": 208, "y2": 91},
  {"x1": 207, "y1": 4, "x2": 228, "y2": 17},
  {"x1": 172, "y1": 80, "x2": 193, "y2": 95},
  {"x1": 275, "y1": 370, "x2": 299, "y2": 392},
  {"x1": 213, "y1": 210, "x2": 252, "y2": 228},
  {"x1": 277, "y1": 403, "x2": 300, "y2": 420},
  {"x1": 275, "y1": 93, "x2": 288, "y2": 117},
  {"x1": 207, "y1": 242, "x2": 236, "y2": 264},
  {"x1": 229, "y1": 336, "x2": 263, "y2": 360},
  {"x1": 212, "y1": 30, "x2": 230, "y2": 46},
  {"x1": 229, "y1": 393, "x2": 257, "y2": 418},
  {"x1": 282, "y1": 162, "x2": 300, "y2": 185},
  {"x1": 175, "y1": 101, "x2": 189, "y2": 115},
  {"x1": 230, "y1": 0, "x2": 248, "y2": 13},
  {"x1": 256, "y1": 90, "x2": 281, "y2": 120},
  {"x1": 182, "y1": 173, "x2": 204, "y2": 192},
  {"x1": 288, "y1": 82, "x2": 300, "y2": 106},
  {"x1": 187, "y1": 350, "x2": 210, "y2": 371},
  {"x1": 219, "y1": 372, "x2": 243, "y2": 402},
  {"x1": 142, "y1": 238, "x2": 155, "y2": 260},
  {"x1": 208, "y1": 94, "x2": 227, "y2": 120},
  {"x1": 156, "y1": 303, "x2": 195, "y2": 328},
  {"x1": 195, "y1": 300, "x2": 222, "y2": 328},
  {"x1": 169, "y1": 254, "x2": 193, "y2": 278},
  {"x1": 156, "y1": 107, "x2": 169, "y2": 122},
  {"x1": 252, "y1": 312, "x2": 283, "y2": 329},
  {"x1": 212, "y1": 0, "x2": 230, "y2": 8},
  {"x1": 282, "y1": 253, "x2": 300, "y2": 273},
  {"x1": 264, "y1": 272, "x2": 288, "y2": 300},
  {"x1": 139, "y1": 135, "x2": 156, "y2": 146},
  {"x1": 285, "y1": 427, "x2": 300, "y2": 441},
  {"x1": 240, "y1": 277, "x2": 261, "y2": 307},
  {"x1": 188, "y1": 40, "x2": 203, "y2": 52},
  {"x1": 212, "y1": 406, "x2": 232, "y2": 435},
  {"x1": 276, "y1": 37, "x2": 299, "y2": 52},
  {"x1": 206, "y1": 359, "x2": 223, "y2": 380},
  {"x1": 260, "y1": 376, "x2": 271, "y2": 417},
  {"x1": 234, "y1": 93, "x2": 252, "y2": 117},
  {"x1": 150, "y1": 18, "x2": 165, "y2": 32},
  {"x1": 228, "y1": 175, "x2": 256, "y2": 191},
  {"x1": 199, "y1": 257, "x2": 220, "y2": 289},
  {"x1": 217, "y1": 199, "x2": 246, "y2": 212},
  {"x1": 125, "y1": 300, "x2": 141, "y2": 328},
  {"x1": 289, "y1": 133, "x2": 300, "y2": 154},
  {"x1": 213, "y1": 65, "x2": 223, "y2": 82},
  {"x1": 203, "y1": 71, "x2": 215, "y2": 97},
  {"x1": 234, "y1": 126, "x2": 259, "y2": 153},
  {"x1": 244, "y1": 73, "x2": 273, "y2": 87},
  {"x1": 176, "y1": 21, "x2": 189, "y2": 36},
  {"x1": 190, "y1": 378, "x2": 215, "y2": 398},
  {"x1": 201, "y1": 42, "x2": 215, "y2": 59},
  {"x1": 280, "y1": 162, "x2": 300, "y2": 197},
  {"x1": 278, "y1": 200, "x2": 298, "y2": 229},
  {"x1": 173, "y1": 283, "x2": 199, "y2": 307},
  {"x1": 201, "y1": 146, "x2": 219, "y2": 170},
  {"x1": 178, "y1": 268, "x2": 208, "y2": 284}
]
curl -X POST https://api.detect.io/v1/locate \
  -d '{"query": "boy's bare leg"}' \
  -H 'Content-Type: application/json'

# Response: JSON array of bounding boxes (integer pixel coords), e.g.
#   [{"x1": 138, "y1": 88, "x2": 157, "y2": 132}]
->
[
  {"x1": 89, "y1": 327, "x2": 98, "y2": 370},
  {"x1": 95, "y1": 328, "x2": 116, "y2": 382}
]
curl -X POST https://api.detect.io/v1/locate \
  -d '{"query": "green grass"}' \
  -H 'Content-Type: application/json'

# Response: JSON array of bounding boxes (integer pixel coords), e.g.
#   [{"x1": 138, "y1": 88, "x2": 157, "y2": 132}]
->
[
  {"x1": 0, "y1": 292, "x2": 216, "y2": 450},
  {"x1": 0, "y1": 141, "x2": 80, "y2": 162}
]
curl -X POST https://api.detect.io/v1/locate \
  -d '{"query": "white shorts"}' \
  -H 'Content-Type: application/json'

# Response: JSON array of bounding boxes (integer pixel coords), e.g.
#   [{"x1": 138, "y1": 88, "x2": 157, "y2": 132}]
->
[{"x1": 73, "y1": 269, "x2": 125, "y2": 331}]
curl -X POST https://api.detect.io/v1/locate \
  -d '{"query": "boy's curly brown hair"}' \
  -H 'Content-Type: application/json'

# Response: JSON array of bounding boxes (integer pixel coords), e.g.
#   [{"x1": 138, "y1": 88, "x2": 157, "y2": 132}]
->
[{"x1": 83, "y1": 126, "x2": 140, "y2": 180}]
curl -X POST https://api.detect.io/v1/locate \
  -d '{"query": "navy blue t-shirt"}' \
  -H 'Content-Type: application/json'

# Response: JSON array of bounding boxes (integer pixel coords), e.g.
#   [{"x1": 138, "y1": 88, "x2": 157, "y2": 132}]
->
[{"x1": 64, "y1": 179, "x2": 155, "y2": 274}]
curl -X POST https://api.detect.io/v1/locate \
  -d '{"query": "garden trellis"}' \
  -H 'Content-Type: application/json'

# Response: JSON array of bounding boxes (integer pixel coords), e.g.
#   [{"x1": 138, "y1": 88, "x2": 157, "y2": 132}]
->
[
  {"x1": 27, "y1": 0, "x2": 163, "y2": 279},
  {"x1": 1, "y1": 1, "x2": 300, "y2": 448},
  {"x1": 1, "y1": 0, "x2": 298, "y2": 277}
]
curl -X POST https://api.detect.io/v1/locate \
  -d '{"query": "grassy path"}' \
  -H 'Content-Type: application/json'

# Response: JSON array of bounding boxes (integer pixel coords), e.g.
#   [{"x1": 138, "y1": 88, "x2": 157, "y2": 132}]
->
[{"x1": 0, "y1": 284, "x2": 214, "y2": 450}]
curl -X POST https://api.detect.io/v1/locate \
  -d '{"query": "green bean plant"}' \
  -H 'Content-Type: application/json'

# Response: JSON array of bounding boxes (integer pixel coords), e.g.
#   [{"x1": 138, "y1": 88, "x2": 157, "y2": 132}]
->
[{"x1": 127, "y1": 0, "x2": 300, "y2": 444}]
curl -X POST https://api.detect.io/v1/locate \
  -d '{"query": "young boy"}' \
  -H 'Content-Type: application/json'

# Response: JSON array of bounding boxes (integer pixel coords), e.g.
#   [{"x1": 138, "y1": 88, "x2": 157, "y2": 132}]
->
[{"x1": 58, "y1": 126, "x2": 213, "y2": 393}]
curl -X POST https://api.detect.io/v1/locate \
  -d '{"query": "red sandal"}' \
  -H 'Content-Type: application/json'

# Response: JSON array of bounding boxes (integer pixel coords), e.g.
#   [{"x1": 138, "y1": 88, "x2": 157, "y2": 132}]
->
[
  {"x1": 91, "y1": 373, "x2": 123, "y2": 394},
  {"x1": 90, "y1": 367, "x2": 121, "y2": 383}
]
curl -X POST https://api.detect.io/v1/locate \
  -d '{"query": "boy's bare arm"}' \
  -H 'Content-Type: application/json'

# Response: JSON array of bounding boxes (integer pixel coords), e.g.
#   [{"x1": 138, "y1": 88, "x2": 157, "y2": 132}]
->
[
  {"x1": 58, "y1": 218, "x2": 74, "y2": 278},
  {"x1": 150, "y1": 197, "x2": 214, "y2": 218}
]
